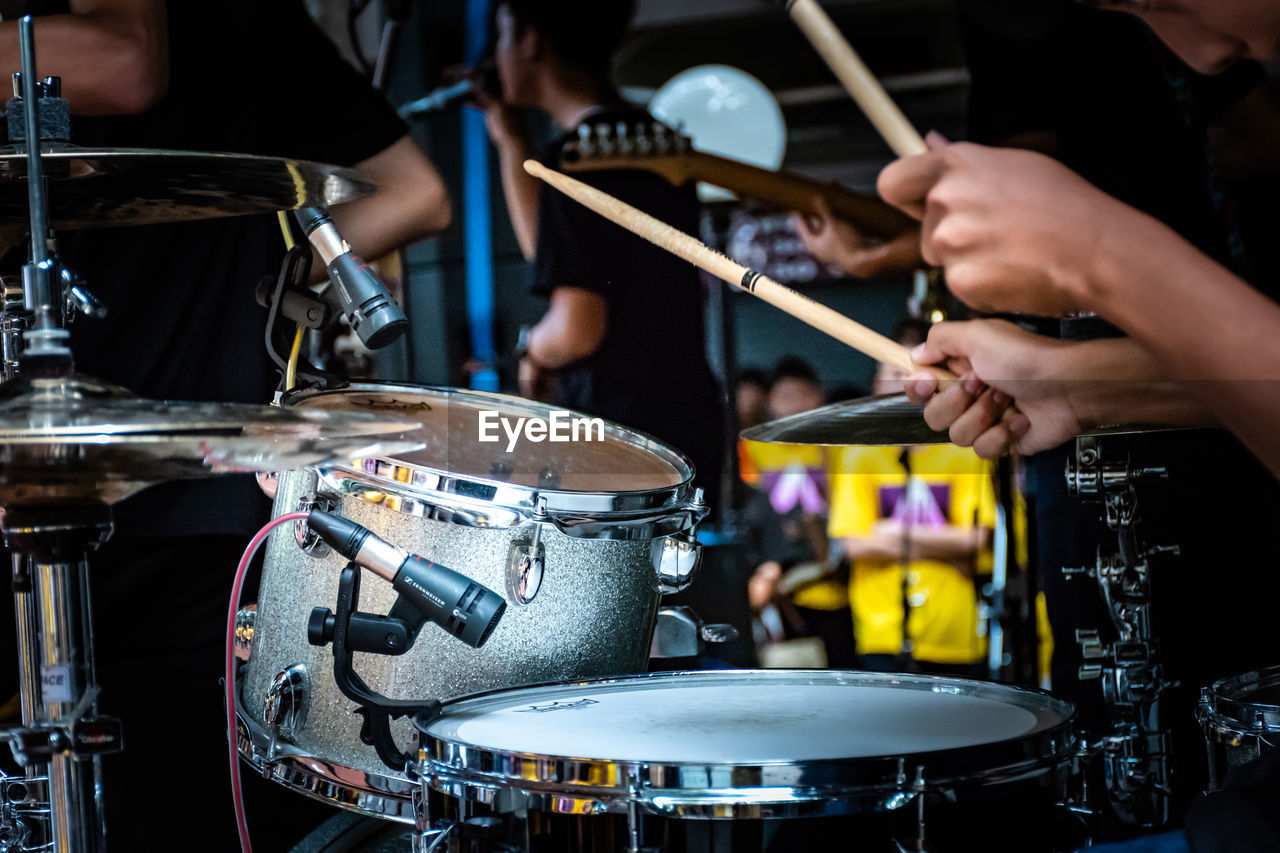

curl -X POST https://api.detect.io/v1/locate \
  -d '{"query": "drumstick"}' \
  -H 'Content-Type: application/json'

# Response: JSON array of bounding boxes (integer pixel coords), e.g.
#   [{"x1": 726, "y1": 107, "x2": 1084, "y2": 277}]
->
[
  {"x1": 523, "y1": 159, "x2": 953, "y2": 380},
  {"x1": 785, "y1": 0, "x2": 927, "y2": 158}
]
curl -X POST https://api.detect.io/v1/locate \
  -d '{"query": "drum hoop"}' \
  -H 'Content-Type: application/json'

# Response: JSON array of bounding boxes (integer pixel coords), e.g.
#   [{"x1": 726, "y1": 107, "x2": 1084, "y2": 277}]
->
[
  {"x1": 1200, "y1": 664, "x2": 1280, "y2": 733},
  {"x1": 416, "y1": 670, "x2": 1077, "y2": 815},
  {"x1": 235, "y1": 709, "x2": 418, "y2": 823},
  {"x1": 283, "y1": 382, "x2": 707, "y2": 539}
]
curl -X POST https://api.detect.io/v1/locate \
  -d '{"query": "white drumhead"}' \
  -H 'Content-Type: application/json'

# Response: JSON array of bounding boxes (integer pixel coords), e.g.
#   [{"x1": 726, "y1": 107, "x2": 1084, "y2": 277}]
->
[{"x1": 426, "y1": 672, "x2": 1062, "y2": 764}]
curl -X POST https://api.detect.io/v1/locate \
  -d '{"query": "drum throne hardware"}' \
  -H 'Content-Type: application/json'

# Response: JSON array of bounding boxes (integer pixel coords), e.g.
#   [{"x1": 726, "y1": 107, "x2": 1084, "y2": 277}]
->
[{"x1": 1064, "y1": 435, "x2": 1179, "y2": 829}]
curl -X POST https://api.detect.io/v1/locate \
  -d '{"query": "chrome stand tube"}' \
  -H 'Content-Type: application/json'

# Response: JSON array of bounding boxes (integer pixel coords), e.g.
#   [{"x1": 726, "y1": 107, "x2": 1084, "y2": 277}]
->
[
  {"x1": 35, "y1": 557, "x2": 98, "y2": 853},
  {"x1": 2, "y1": 507, "x2": 117, "y2": 853}
]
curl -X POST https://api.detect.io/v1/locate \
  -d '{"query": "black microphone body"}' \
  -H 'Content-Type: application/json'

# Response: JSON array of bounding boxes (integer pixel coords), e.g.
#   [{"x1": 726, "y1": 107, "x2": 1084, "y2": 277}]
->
[
  {"x1": 292, "y1": 206, "x2": 408, "y2": 350},
  {"x1": 398, "y1": 79, "x2": 475, "y2": 118},
  {"x1": 307, "y1": 510, "x2": 506, "y2": 648}
]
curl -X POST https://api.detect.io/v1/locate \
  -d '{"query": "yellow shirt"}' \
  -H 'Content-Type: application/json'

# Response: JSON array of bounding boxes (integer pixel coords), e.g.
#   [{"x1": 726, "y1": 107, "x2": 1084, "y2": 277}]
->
[
  {"x1": 828, "y1": 445, "x2": 996, "y2": 664},
  {"x1": 741, "y1": 440, "x2": 847, "y2": 610}
]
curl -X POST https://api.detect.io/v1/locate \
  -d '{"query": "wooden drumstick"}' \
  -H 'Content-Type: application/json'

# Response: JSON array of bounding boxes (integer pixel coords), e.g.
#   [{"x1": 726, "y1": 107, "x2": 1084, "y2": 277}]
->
[
  {"x1": 785, "y1": 0, "x2": 927, "y2": 158},
  {"x1": 523, "y1": 159, "x2": 953, "y2": 380}
]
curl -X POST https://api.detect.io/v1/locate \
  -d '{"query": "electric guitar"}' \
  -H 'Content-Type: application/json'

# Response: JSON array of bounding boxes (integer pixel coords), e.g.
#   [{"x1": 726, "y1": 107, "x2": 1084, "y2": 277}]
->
[{"x1": 560, "y1": 119, "x2": 917, "y2": 240}]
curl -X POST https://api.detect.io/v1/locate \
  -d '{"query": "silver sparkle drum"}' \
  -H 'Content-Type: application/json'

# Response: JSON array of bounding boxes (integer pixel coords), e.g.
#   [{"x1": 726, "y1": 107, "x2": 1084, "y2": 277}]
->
[
  {"x1": 416, "y1": 670, "x2": 1080, "y2": 852},
  {"x1": 235, "y1": 383, "x2": 707, "y2": 821},
  {"x1": 1198, "y1": 665, "x2": 1280, "y2": 790}
]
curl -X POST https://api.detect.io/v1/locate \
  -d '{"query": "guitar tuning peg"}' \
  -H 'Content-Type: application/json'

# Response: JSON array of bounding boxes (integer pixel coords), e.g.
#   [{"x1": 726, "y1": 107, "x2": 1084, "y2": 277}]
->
[
  {"x1": 652, "y1": 123, "x2": 670, "y2": 154},
  {"x1": 635, "y1": 123, "x2": 654, "y2": 156},
  {"x1": 616, "y1": 121, "x2": 634, "y2": 156},
  {"x1": 575, "y1": 123, "x2": 594, "y2": 158},
  {"x1": 595, "y1": 122, "x2": 615, "y2": 156}
]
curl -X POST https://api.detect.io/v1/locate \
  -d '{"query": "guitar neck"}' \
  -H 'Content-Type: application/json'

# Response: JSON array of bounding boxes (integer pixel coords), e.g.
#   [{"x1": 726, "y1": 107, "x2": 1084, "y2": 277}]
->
[{"x1": 682, "y1": 151, "x2": 916, "y2": 240}]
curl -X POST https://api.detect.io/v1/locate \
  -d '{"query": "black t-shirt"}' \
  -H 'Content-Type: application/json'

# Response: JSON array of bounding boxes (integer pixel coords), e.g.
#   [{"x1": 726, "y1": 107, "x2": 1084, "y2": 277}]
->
[
  {"x1": 534, "y1": 107, "x2": 723, "y2": 502},
  {"x1": 960, "y1": 0, "x2": 1263, "y2": 277},
  {"x1": 58, "y1": 0, "x2": 406, "y2": 535}
]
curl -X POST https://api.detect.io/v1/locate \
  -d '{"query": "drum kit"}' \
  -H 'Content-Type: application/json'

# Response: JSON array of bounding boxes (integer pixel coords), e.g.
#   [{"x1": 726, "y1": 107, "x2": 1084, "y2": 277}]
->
[{"x1": 0, "y1": 16, "x2": 1272, "y2": 853}]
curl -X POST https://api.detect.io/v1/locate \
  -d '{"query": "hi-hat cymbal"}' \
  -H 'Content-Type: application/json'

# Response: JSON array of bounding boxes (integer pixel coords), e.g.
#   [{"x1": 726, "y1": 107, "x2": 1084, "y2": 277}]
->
[
  {"x1": 0, "y1": 144, "x2": 375, "y2": 230},
  {"x1": 0, "y1": 374, "x2": 424, "y2": 507},
  {"x1": 741, "y1": 392, "x2": 1181, "y2": 447}
]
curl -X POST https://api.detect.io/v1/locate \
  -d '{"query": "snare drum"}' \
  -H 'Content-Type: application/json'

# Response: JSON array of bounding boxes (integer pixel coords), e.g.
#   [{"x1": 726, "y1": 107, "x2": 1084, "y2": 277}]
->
[
  {"x1": 417, "y1": 670, "x2": 1079, "y2": 852},
  {"x1": 1198, "y1": 665, "x2": 1280, "y2": 790},
  {"x1": 235, "y1": 383, "x2": 707, "y2": 820}
]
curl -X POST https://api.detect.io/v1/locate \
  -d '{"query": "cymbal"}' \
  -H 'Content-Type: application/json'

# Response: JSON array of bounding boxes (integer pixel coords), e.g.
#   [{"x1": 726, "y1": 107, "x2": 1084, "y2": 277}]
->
[
  {"x1": 0, "y1": 144, "x2": 375, "y2": 230},
  {"x1": 741, "y1": 392, "x2": 1181, "y2": 447},
  {"x1": 0, "y1": 374, "x2": 424, "y2": 507}
]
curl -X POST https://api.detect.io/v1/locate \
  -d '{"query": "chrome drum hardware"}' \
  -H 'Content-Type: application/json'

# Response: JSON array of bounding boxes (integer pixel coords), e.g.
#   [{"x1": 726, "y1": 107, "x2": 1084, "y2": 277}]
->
[
  {"x1": 415, "y1": 670, "x2": 1079, "y2": 853},
  {"x1": 1065, "y1": 436, "x2": 1177, "y2": 828},
  {"x1": 1198, "y1": 665, "x2": 1280, "y2": 791},
  {"x1": 237, "y1": 383, "x2": 708, "y2": 820}
]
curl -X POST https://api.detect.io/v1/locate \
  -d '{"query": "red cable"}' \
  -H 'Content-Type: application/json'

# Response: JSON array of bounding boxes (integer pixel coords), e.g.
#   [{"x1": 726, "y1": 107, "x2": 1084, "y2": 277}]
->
[{"x1": 225, "y1": 511, "x2": 308, "y2": 853}]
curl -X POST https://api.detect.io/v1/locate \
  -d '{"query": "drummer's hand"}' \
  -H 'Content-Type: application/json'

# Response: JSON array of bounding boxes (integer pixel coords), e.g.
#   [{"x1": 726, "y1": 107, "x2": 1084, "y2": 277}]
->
[
  {"x1": 904, "y1": 320, "x2": 1088, "y2": 458},
  {"x1": 878, "y1": 134, "x2": 1130, "y2": 317},
  {"x1": 792, "y1": 196, "x2": 923, "y2": 279},
  {"x1": 748, "y1": 560, "x2": 783, "y2": 610}
]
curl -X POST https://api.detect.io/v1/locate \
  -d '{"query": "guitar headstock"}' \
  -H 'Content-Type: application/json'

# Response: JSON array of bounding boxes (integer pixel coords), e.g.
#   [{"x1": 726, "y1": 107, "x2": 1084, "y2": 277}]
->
[{"x1": 560, "y1": 119, "x2": 695, "y2": 185}]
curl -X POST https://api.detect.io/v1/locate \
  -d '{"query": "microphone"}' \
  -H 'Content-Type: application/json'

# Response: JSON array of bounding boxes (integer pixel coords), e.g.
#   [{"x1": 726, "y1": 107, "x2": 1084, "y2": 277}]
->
[
  {"x1": 291, "y1": 206, "x2": 408, "y2": 350},
  {"x1": 398, "y1": 79, "x2": 475, "y2": 118},
  {"x1": 306, "y1": 510, "x2": 506, "y2": 649}
]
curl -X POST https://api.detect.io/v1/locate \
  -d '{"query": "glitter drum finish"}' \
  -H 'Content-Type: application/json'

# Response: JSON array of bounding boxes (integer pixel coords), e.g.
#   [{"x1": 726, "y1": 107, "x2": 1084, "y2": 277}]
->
[{"x1": 237, "y1": 383, "x2": 709, "y2": 821}]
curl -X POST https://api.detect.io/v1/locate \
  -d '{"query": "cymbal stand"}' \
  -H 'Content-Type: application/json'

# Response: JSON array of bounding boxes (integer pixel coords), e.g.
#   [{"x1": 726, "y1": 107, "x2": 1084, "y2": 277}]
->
[
  {"x1": 0, "y1": 18, "x2": 120, "y2": 853},
  {"x1": 1063, "y1": 435, "x2": 1178, "y2": 829}
]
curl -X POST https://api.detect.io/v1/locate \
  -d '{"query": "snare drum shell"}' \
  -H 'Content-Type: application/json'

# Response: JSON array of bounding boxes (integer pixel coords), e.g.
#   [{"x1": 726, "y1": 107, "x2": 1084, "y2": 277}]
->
[{"x1": 242, "y1": 460, "x2": 663, "y2": 786}]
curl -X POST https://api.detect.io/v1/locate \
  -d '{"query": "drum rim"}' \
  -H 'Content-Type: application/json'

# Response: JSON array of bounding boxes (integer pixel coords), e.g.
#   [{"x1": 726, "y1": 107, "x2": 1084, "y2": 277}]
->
[
  {"x1": 1200, "y1": 664, "x2": 1280, "y2": 733},
  {"x1": 415, "y1": 669, "x2": 1078, "y2": 818},
  {"x1": 235, "y1": 709, "x2": 418, "y2": 824},
  {"x1": 281, "y1": 382, "x2": 706, "y2": 538}
]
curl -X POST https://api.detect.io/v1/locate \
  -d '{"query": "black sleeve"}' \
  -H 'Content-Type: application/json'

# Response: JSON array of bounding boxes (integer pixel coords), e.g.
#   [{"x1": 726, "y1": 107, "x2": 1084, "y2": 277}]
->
[
  {"x1": 532, "y1": 170, "x2": 625, "y2": 299},
  {"x1": 260, "y1": 1, "x2": 408, "y2": 167}
]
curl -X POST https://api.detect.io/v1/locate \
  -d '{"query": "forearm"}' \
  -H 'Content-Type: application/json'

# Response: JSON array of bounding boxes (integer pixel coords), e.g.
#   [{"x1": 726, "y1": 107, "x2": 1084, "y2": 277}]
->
[
  {"x1": 0, "y1": 3, "x2": 168, "y2": 115},
  {"x1": 1063, "y1": 337, "x2": 1219, "y2": 431},
  {"x1": 1081, "y1": 212, "x2": 1280, "y2": 475},
  {"x1": 527, "y1": 315, "x2": 586, "y2": 369},
  {"x1": 900, "y1": 525, "x2": 990, "y2": 562},
  {"x1": 495, "y1": 138, "x2": 539, "y2": 261},
  {"x1": 327, "y1": 136, "x2": 451, "y2": 268}
]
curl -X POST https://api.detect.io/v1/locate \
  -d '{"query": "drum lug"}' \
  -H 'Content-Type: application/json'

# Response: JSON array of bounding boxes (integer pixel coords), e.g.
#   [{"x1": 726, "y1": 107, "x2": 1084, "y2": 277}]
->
[
  {"x1": 263, "y1": 664, "x2": 310, "y2": 760},
  {"x1": 294, "y1": 492, "x2": 340, "y2": 557},
  {"x1": 649, "y1": 606, "x2": 739, "y2": 658},
  {"x1": 651, "y1": 532, "x2": 701, "y2": 594},
  {"x1": 233, "y1": 604, "x2": 256, "y2": 662},
  {"x1": 506, "y1": 500, "x2": 547, "y2": 606},
  {"x1": 411, "y1": 822, "x2": 455, "y2": 853}
]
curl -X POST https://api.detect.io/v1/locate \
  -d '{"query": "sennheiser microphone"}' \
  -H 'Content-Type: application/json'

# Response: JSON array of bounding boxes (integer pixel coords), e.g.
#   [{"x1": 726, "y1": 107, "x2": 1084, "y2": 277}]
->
[
  {"x1": 306, "y1": 510, "x2": 506, "y2": 649},
  {"x1": 398, "y1": 79, "x2": 475, "y2": 118},
  {"x1": 291, "y1": 206, "x2": 408, "y2": 350}
]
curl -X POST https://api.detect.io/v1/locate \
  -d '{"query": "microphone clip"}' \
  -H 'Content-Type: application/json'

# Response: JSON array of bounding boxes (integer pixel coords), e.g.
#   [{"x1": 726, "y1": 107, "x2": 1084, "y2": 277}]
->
[
  {"x1": 257, "y1": 244, "x2": 346, "y2": 390},
  {"x1": 307, "y1": 563, "x2": 442, "y2": 771}
]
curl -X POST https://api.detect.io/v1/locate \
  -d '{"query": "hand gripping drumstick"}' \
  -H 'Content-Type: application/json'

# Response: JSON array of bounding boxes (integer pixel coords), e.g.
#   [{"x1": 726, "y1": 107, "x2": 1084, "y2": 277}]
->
[
  {"x1": 523, "y1": 159, "x2": 953, "y2": 380},
  {"x1": 785, "y1": 0, "x2": 927, "y2": 158}
]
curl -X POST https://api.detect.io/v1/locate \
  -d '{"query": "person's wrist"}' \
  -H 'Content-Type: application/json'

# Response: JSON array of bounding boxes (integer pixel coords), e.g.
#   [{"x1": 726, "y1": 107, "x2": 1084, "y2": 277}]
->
[{"x1": 1061, "y1": 338, "x2": 1116, "y2": 430}]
